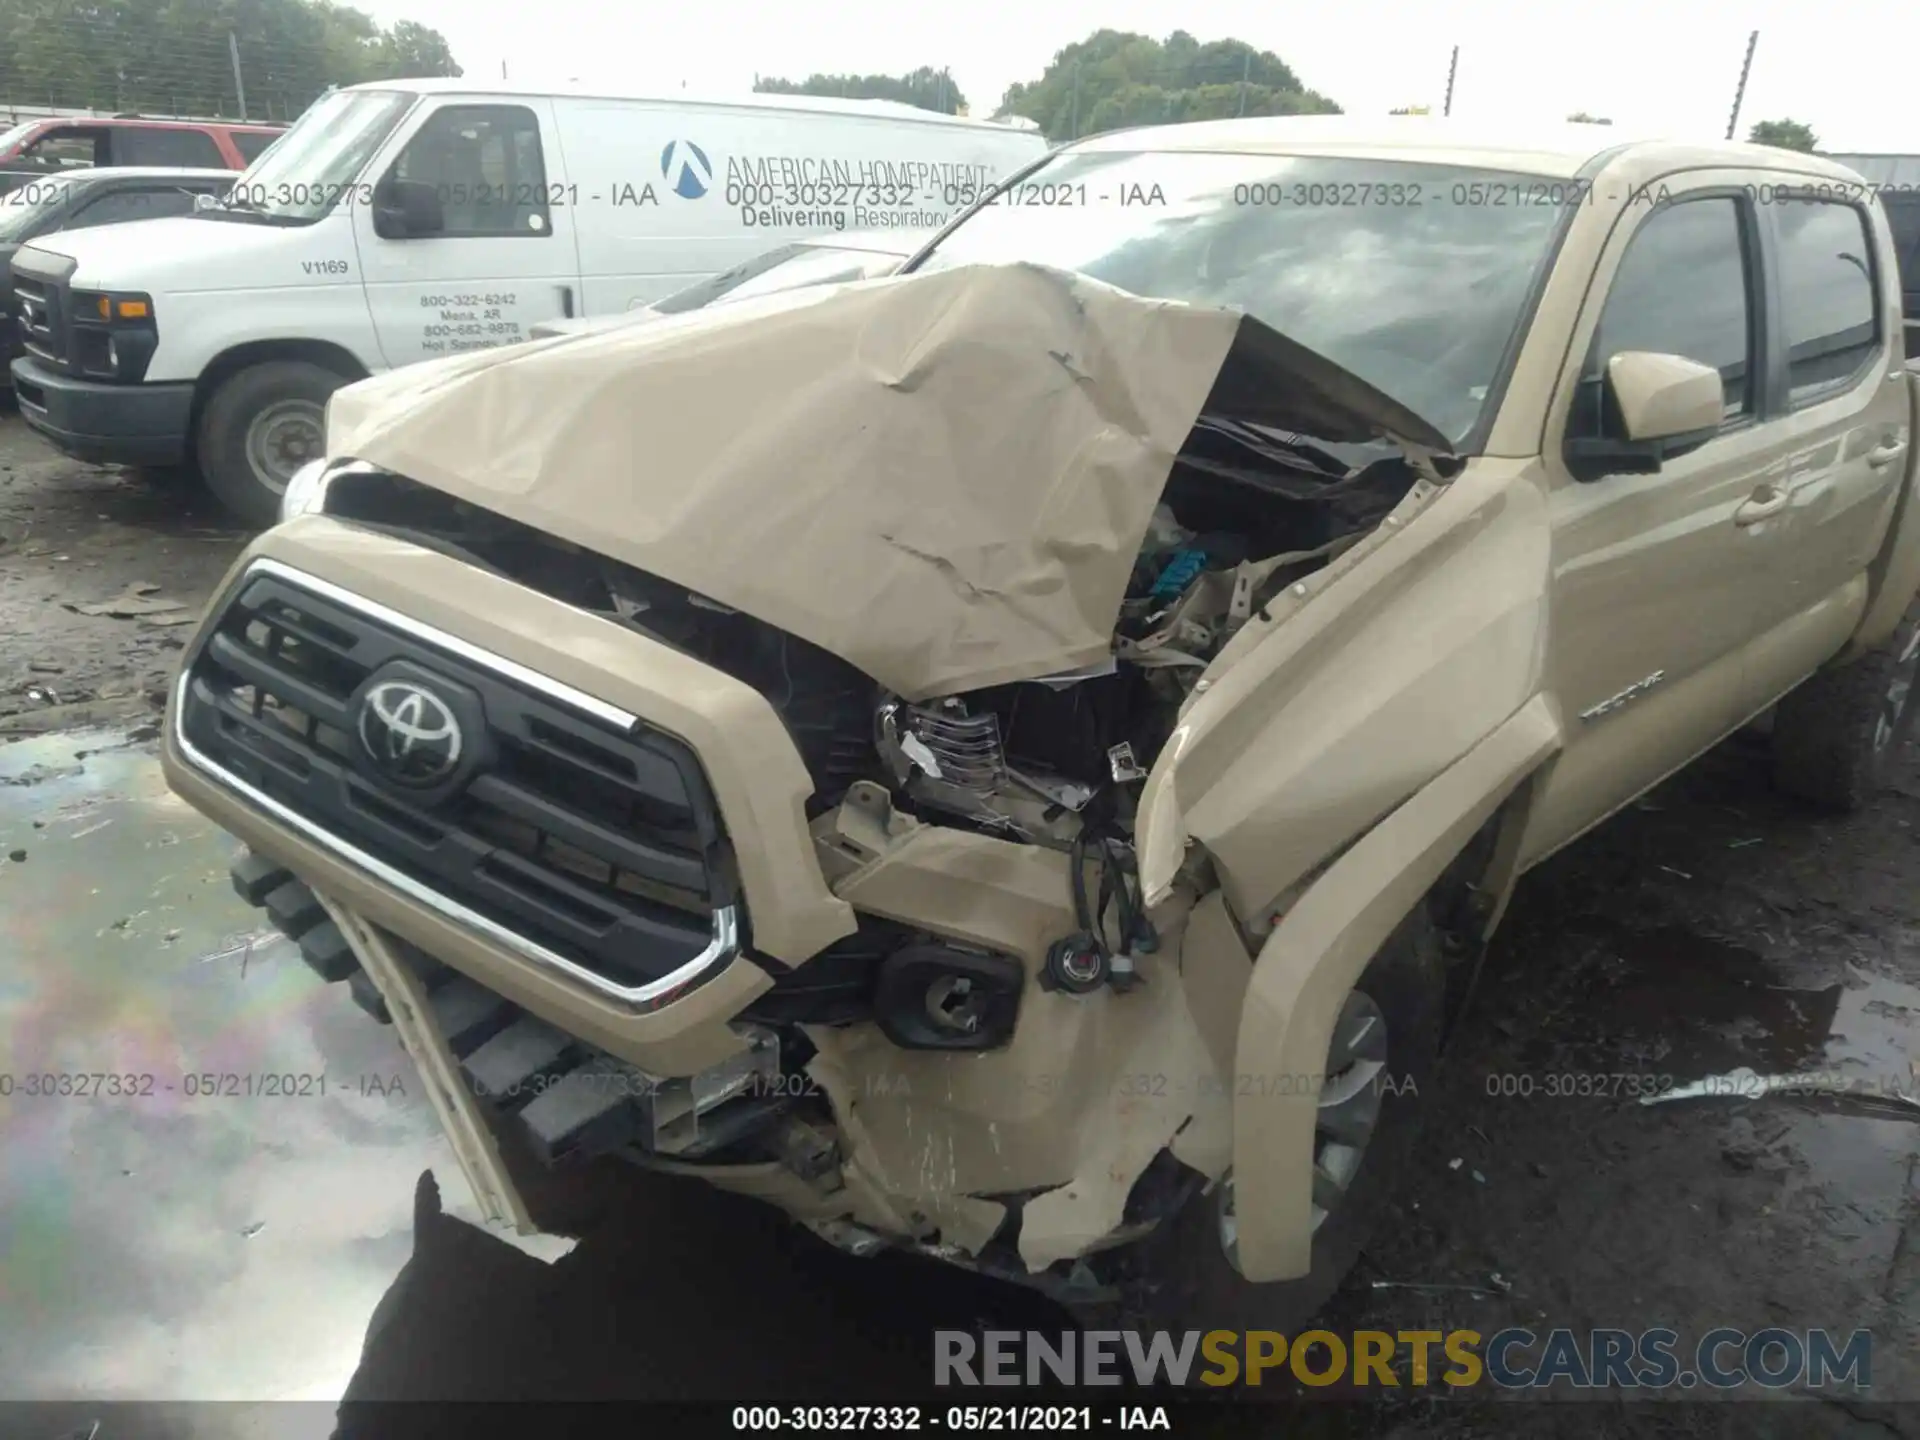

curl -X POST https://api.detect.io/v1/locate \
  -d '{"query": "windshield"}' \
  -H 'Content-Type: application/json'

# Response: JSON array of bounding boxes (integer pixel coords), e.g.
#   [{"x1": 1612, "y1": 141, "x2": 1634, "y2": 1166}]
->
[
  {"x1": 0, "y1": 177, "x2": 70, "y2": 241},
  {"x1": 911, "y1": 151, "x2": 1570, "y2": 445},
  {"x1": 0, "y1": 122, "x2": 37, "y2": 157},
  {"x1": 223, "y1": 88, "x2": 414, "y2": 223},
  {"x1": 654, "y1": 242, "x2": 907, "y2": 315}
]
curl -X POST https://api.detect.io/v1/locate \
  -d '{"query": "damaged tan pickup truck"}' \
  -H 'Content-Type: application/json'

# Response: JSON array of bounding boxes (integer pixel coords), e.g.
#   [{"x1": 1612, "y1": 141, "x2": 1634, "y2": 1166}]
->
[{"x1": 162, "y1": 117, "x2": 1920, "y2": 1331}]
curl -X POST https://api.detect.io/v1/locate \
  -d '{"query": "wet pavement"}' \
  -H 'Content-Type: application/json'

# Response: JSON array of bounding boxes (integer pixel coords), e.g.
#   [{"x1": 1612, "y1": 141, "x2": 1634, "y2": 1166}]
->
[
  {"x1": 2, "y1": 415, "x2": 1919, "y2": 1435},
  {"x1": 0, "y1": 727, "x2": 574, "y2": 1408}
]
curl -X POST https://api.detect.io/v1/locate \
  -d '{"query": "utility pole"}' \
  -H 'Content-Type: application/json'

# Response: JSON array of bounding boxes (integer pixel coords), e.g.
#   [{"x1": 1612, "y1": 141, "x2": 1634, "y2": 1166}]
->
[
  {"x1": 228, "y1": 31, "x2": 247, "y2": 120},
  {"x1": 1726, "y1": 30, "x2": 1758, "y2": 140},
  {"x1": 1443, "y1": 45, "x2": 1458, "y2": 116},
  {"x1": 1237, "y1": 49, "x2": 1252, "y2": 116}
]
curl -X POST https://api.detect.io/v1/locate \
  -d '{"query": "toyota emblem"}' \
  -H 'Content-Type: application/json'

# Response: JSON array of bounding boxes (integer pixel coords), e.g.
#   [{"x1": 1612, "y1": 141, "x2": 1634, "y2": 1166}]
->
[{"x1": 358, "y1": 680, "x2": 464, "y2": 786}]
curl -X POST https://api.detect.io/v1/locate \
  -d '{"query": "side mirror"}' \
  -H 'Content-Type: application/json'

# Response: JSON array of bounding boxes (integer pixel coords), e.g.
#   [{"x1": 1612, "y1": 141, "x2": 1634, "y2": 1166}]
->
[
  {"x1": 372, "y1": 178, "x2": 444, "y2": 239},
  {"x1": 1607, "y1": 350, "x2": 1725, "y2": 445},
  {"x1": 1566, "y1": 350, "x2": 1725, "y2": 479}
]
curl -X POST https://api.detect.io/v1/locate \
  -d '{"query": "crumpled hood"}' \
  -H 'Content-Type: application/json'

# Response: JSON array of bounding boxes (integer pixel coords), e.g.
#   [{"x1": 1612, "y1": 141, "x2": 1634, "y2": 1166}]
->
[{"x1": 326, "y1": 262, "x2": 1451, "y2": 701}]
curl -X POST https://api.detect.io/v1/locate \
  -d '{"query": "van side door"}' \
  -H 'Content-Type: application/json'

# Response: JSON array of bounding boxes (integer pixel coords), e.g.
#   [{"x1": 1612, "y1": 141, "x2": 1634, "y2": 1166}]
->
[{"x1": 349, "y1": 98, "x2": 581, "y2": 367}]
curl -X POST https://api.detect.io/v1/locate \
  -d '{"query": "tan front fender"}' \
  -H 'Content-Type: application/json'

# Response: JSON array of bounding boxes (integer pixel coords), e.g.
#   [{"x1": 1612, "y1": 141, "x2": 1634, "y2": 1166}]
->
[{"x1": 1228, "y1": 692, "x2": 1563, "y2": 1283}]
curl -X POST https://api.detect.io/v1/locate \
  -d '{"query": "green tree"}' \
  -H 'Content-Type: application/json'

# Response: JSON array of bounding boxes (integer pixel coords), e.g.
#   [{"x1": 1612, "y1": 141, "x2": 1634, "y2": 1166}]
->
[
  {"x1": 1748, "y1": 118, "x2": 1818, "y2": 152},
  {"x1": 376, "y1": 19, "x2": 462, "y2": 79},
  {"x1": 997, "y1": 29, "x2": 1339, "y2": 143},
  {"x1": 754, "y1": 67, "x2": 965, "y2": 115},
  {"x1": 0, "y1": 0, "x2": 458, "y2": 119},
  {"x1": 1566, "y1": 111, "x2": 1612, "y2": 124}
]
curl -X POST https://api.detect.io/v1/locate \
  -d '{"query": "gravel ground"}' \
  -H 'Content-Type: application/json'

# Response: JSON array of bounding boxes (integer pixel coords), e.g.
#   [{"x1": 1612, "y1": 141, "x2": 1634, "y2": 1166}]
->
[
  {"x1": 0, "y1": 407, "x2": 246, "y2": 736},
  {"x1": 2, "y1": 413, "x2": 1915, "y2": 1435}
]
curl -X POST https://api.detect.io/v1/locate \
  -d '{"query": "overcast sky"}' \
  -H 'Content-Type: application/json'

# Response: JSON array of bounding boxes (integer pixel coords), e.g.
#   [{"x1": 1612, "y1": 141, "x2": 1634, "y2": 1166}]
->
[{"x1": 346, "y1": 0, "x2": 1915, "y2": 152}]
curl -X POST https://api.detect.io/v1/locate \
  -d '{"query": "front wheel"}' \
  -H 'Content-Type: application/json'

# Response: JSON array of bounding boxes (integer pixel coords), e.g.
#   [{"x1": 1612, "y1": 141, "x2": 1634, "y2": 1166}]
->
[
  {"x1": 196, "y1": 360, "x2": 344, "y2": 528},
  {"x1": 1114, "y1": 904, "x2": 1444, "y2": 1342}
]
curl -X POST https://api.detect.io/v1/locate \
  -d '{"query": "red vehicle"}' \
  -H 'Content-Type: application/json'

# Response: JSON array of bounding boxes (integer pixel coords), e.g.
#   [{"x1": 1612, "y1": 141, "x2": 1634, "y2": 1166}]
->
[{"x1": 0, "y1": 115, "x2": 282, "y2": 193}]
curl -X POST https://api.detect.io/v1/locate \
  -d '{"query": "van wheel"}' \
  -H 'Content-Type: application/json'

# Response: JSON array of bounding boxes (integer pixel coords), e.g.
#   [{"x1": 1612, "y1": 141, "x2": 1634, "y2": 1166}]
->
[
  {"x1": 1112, "y1": 904, "x2": 1444, "y2": 1345},
  {"x1": 196, "y1": 360, "x2": 343, "y2": 527},
  {"x1": 1771, "y1": 596, "x2": 1920, "y2": 812}
]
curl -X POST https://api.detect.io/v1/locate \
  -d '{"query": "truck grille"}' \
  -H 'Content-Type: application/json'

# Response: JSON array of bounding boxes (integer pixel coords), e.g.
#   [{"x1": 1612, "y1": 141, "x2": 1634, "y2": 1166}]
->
[
  {"x1": 173, "y1": 562, "x2": 742, "y2": 1004},
  {"x1": 12, "y1": 272, "x2": 64, "y2": 370}
]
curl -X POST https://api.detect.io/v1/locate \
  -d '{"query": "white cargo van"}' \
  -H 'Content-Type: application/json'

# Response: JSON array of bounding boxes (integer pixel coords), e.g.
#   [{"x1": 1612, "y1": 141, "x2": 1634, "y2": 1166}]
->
[{"x1": 7, "y1": 79, "x2": 1048, "y2": 523}]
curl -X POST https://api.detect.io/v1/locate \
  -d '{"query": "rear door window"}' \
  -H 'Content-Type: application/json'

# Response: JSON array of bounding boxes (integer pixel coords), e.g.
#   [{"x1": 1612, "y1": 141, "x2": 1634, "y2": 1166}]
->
[
  {"x1": 20, "y1": 127, "x2": 106, "y2": 168},
  {"x1": 112, "y1": 127, "x2": 226, "y2": 168},
  {"x1": 1773, "y1": 199, "x2": 1881, "y2": 404},
  {"x1": 232, "y1": 130, "x2": 280, "y2": 164}
]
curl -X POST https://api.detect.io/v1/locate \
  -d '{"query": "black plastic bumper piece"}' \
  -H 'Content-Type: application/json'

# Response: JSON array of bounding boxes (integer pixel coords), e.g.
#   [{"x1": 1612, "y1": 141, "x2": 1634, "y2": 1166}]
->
[
  {"x1": 8, "y1": 355, "x2": 192, "y2": 466},
  {"x1": 515, "y1": 1055, "x2": 647, "y2": 1166},
  {"x1": 263, "y1": 879, "x2": 326, "y2": 939},
  {"x1": 461, "y1": 1016, "x2": 578, "y2": 1101},
  {"x1": 231, "y1": 849, "x2": 291, "y2": 906},
  {"x1": 347, "y1": 968, "x2": 391, "y2": 1024},
  {"x1": 425, "y1": 975, "x2": 517, "y2": 1056},
  {"x1": 299, "y1": 921, "x2": 359, "y2": 984}
]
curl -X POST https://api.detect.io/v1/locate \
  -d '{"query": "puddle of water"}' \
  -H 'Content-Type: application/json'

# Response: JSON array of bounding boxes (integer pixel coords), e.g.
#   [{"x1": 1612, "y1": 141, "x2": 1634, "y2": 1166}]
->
[
  {"x1": 0, "y1": 727, "x2": 560, "y2": 1403},
  {"x1": 1539, "y1": 919, "x2": 1920, "y2": 1090},
  {"x1": 1524, "y1": 916, "x2": 1920, "y2": 1311}
]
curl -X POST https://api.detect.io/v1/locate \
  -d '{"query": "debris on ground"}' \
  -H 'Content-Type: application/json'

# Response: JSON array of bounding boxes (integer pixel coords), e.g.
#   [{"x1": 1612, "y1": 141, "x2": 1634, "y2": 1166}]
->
[
  {"x1": 1642, "y1": 1064, "x2": 1920, "y2": 1112},
  {"x1": 1370, "y1": 1279, "x2": 1500, "y2": 1297},
  {"x1": 64, "y1": 581, "x2": 197, "y2": 624},
  {"x1": 0, "y1": 762, "x2": 84, "y2": 787}
]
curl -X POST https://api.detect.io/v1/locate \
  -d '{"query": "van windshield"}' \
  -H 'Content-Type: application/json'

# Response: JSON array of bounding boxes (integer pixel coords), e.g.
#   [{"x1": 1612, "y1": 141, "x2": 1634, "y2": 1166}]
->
[
  {"x1": 218, "y1": 89, "x2": 414, "y2": 224},
  {"x1": 0, "y1": 122, "x2": 37, "y2": 156},
  {"x1": 908, "y1": 149, "x2": 1570, "y2": 447}
]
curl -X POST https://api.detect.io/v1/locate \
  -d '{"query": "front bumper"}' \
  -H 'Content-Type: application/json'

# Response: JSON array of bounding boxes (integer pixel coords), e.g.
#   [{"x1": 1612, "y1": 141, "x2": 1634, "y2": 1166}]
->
[
  {"x1": 9, "y1": 355, "x2": 193, "y2": 464},
  {"x1": 161, "y1": 516, "x2": 1234, "y2": 1280},
  {"x1": 162, "y1": 515, "x2": 857, "y2": 1074}
]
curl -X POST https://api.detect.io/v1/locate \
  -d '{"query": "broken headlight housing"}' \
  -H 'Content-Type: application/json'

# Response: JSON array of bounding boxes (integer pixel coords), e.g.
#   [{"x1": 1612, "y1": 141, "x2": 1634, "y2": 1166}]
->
[{"x1": 279, "y1": 457, "x2": 381, "y2": 524}]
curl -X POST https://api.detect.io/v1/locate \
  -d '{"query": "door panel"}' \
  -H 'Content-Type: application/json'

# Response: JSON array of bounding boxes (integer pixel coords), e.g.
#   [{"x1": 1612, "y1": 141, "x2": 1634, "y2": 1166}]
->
[
  {"x1": 350, "y1": 98, "x2": 580, "y2": 368},
  {"x1": 1743, "y1": 195, "x2": 1909, "y2": 711},
  {"x1": 1520, "y1": 182, "x2": 1786, "y2": 866}
]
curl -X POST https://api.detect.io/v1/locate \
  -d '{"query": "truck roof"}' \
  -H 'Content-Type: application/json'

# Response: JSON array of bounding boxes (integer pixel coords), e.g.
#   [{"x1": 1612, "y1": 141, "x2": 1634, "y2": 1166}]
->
[
  {"x1": 1069, "y1": 115, "x2": 1871, "y2": 183},
  {"x1": 331, "y1": 78, "x2": 1042, "y2": 134}
]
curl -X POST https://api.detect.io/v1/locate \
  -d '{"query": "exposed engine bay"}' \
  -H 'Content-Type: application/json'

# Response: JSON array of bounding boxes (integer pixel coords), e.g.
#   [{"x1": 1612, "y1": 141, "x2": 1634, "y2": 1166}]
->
[
  {"x1": 326, "y1": 416, "x2": 1418, "y2": 844},
  {"x1": 323, "y1": 416, "x2": 1421, "y2": 1032}
]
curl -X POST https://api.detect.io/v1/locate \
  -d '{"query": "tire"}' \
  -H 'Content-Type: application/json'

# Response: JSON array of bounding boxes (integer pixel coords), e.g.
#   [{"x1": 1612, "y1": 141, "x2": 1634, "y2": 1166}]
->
[
  {"x1": 1113, "y1": 903, "x2": 1445, "y2": 1344},
  {"x1": 1770, "y1": 594, "x2": 1920, "y2": 812},
  {"x1": 195, "y1": 359, "x2": 344, "y2": 528}
]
